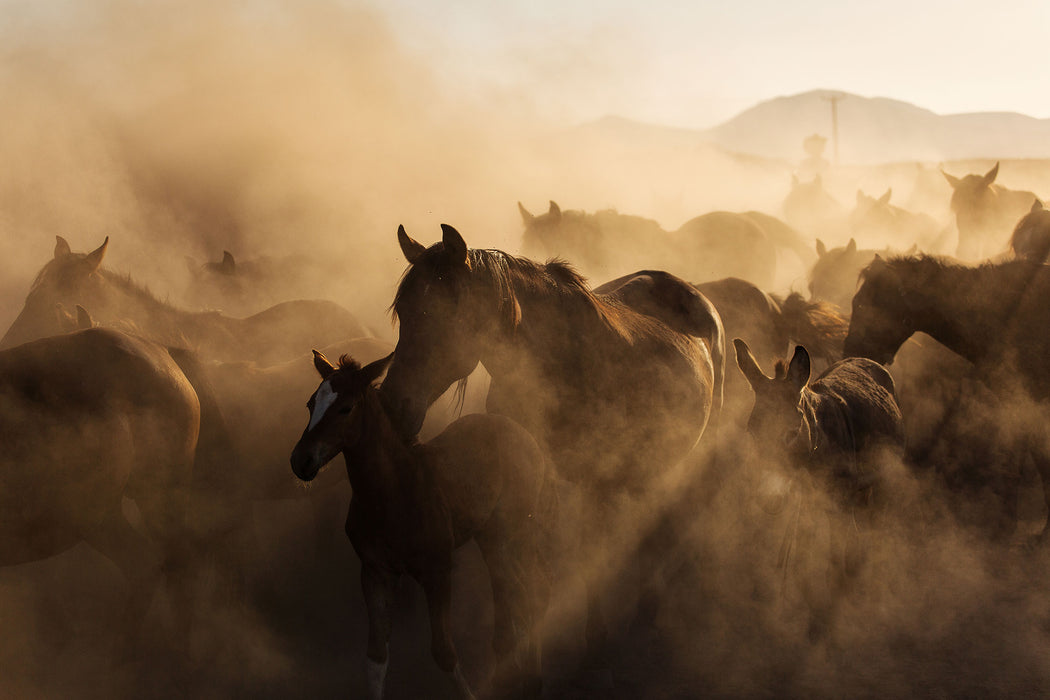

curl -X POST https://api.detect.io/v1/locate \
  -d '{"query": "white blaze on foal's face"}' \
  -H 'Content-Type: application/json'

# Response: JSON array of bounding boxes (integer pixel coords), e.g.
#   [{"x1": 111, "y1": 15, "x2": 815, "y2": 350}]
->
[{"x1": 307, "y1": 379, "x2": 339, "y2": 431}]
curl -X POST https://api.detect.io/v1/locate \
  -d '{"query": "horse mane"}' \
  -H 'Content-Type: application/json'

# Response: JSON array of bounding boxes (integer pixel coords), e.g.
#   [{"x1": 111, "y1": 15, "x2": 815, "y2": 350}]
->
[
  {"x1": 393, "y1": 246, "x2": 635, "y2": 340},
  {"x1": 773, "y1": 292, "x2": 847, "y2": 361}
]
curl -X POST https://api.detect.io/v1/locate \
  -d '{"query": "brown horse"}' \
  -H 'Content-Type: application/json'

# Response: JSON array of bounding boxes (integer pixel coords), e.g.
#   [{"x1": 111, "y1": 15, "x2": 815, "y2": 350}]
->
[
  {"x1": 518, "y1": 200, "x2": 810, "y2": 290},
  {"x1": 0, "y1": 327, "x2": 200, "y2": 646},
  {"x1": 843, "y1": 254, "x2": 1050, "y2": 538},
  {"x1": 734, "y1": 339, "x2": 904, "y2": 638},
  {"x1": 1, "y1": 236, "x2": 370, "y2": 364},
  {"x1": 291, "y1": 352, "x2": 552, "y2": 700},
  {"x1": 382, "y1": 223, "x2": 722, "y2": 653},
  {"x1": 942, "y1": 162, "x2": 1038, "y2": 261},
  {"x1": 849, "y1": 188, "x2": 945, "y2": 251},
  {"x1": 1010, "y1": 199, "x2": 1050, "y2": 262}
]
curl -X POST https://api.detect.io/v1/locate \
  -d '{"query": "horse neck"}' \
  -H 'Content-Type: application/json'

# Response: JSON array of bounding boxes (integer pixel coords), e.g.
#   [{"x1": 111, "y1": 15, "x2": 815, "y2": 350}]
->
[
  {"x1": 343, "y1": 388, "x2": 418, "y2": 503},
  {"x1": 92, "y1": 269, "x2": 183, "y2": 331}
]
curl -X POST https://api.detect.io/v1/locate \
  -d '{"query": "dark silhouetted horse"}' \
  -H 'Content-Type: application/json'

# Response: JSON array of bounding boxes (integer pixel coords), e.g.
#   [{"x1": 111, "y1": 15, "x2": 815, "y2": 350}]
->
[
  {"x1": 1010, "y1": 199, "x2": 1050, "y2": 262},
  {"x1": 518, "y1": 200, "x2": 810, "y2": 290},
  {"x1": 734, "y1": 339, "x2": 904, "y2": 638},
  {"x1": 1, "y1": 236, "x2": 370, "y2": 365},
  {"x1": 942, "y1": 162, "x2": 1037, "y2": 261},
  {"x1": 844, "y1": 254, "x2": 1050, "y2": 539},
  {"x1": 291, "y1": 352, "x2": 553, "y2": 700},
  {"x1": 0, "y1": 327, "x2": 201, "y2": 649},
  {"x1": 382, "y1": 223, "x2": 723, "y2": 655}
]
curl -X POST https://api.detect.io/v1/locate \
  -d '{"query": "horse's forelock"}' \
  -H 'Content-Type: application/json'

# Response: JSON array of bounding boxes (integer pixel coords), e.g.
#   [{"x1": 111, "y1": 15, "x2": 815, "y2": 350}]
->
[{"x1": 337, "y1": 354, "x2": 362, "y2": 371}]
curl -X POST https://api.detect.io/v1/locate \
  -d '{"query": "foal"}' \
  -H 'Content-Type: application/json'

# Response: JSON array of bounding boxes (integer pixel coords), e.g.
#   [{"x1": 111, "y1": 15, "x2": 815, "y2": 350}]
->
[{"x1": 290, "y1": 352, "x2": 552, "y2": 699}]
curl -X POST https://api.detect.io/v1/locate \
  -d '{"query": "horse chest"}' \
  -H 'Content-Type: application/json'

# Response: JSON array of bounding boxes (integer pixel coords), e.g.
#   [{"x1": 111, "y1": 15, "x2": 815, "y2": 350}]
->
[{"x1": 347, "y1": 495, "x2": 456, "y2": 575}]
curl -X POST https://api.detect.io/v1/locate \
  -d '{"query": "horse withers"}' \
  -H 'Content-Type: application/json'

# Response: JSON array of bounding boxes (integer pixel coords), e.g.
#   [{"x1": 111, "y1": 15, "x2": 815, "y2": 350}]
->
[{"x1": 290, "y1": 352, "x2": 553, "y2": 700}]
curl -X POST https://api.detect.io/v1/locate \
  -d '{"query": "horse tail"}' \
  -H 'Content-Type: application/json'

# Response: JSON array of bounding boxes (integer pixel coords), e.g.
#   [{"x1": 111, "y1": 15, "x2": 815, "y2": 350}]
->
[{"x1": 773, "y1": 292, "x2": 848, "y2": 363}]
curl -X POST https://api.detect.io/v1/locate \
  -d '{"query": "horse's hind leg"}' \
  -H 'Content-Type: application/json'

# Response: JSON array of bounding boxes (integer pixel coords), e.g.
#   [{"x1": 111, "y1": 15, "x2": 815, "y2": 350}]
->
[
  {"x1": 421, "y1": 568, "x2": 477, "y2": 700},
  {"x1": 83, "y1": 500, "x2": 162, "y2": 660}
]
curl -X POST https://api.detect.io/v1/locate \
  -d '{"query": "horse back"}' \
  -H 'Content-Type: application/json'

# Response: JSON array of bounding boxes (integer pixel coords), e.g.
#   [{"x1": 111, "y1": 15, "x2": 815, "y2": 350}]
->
[{"x1": 806, "y1": 358, "x2": 905, "y2": 454}]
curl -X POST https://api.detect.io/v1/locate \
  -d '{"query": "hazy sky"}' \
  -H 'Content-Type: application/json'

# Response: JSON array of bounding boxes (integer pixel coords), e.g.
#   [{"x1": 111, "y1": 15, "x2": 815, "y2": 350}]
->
[{"x1": 378, "y1": 0, "x2": 1050, "y2": 128}]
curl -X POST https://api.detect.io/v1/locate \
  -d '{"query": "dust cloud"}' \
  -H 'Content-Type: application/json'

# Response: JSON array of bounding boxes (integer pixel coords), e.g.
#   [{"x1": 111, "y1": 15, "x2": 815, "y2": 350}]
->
[{"x1": 4, "y1": 1, "x2": 1050, "y2": 699}]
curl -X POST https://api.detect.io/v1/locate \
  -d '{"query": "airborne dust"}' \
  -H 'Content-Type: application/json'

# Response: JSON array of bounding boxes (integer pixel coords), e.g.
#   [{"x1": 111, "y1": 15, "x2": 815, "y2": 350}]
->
[{"x1": 3, "y1": 1, "x2": 1050, "y2": 698}]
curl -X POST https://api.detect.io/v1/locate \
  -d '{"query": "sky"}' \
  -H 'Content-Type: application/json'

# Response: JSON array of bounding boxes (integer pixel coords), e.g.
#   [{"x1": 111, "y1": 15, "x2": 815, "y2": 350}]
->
[{"x1": 376, "y1": 0, "x2": 1050, "y2": 128}]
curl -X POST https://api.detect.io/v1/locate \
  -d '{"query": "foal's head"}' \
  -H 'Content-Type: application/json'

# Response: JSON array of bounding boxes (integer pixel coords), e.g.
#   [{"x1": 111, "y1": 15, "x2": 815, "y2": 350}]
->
[
  {"x1": 735, "y1": 338, "x2": 811, "y2": 450},
  {"x1": 290, "y1": 351, "x2": 392, "y2": 482}
]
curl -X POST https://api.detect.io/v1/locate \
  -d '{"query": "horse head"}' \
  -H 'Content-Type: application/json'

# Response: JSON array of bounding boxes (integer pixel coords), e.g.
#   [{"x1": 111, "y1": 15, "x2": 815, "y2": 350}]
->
[
  {"x1": 383, "y1": 224, "x2": 514, "y2": 437},
  {"x1": 942, "y1": 162, "x2": 1000, "y2": 234},
  {"x1": 290, "y1": 351, "x2": 393, "y2": 481},
  {"x1": 1, "y1": 236, "x2": 109, "y2": 349},
  {"x1": 842, "y1": 256, "x2": 916, "y2": 364},
  {"x1": 734, "y1": 338, "x2": 811, "y2": 454},
  {"x1": 518, "y1": 200, "x2": 602, "y2": 267}
]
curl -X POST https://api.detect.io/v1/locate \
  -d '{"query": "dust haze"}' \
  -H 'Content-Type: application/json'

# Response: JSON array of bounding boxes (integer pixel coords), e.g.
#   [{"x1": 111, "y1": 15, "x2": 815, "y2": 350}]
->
[{"x1": 4, "y1": 1, "x2": 1050, "y2": 698}]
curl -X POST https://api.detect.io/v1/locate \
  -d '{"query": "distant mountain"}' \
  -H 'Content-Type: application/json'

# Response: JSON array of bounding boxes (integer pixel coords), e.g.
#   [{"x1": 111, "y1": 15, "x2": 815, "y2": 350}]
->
[{"x1": 578, "y1": 90, "x2": 1050, "y2": 165}]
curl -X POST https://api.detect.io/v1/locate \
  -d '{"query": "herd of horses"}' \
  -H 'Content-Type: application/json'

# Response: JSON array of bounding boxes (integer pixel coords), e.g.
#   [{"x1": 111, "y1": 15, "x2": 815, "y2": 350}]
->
[{"x1": 3, "y1": 160, "x2": 1050, "y2": 698}]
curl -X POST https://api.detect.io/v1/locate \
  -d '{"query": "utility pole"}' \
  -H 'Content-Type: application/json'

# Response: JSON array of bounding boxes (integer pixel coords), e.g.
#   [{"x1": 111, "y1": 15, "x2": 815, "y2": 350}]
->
[{"x1": 822, "y1": 92, "x2": 845, "y2": 164}]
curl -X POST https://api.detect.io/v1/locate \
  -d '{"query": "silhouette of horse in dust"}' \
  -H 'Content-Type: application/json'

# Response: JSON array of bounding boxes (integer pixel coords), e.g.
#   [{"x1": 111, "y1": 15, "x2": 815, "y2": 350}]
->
[
  {"x1": 518, "y1": 200, "x2": 812, "y2": 290},
  {"x1": 942, "y1": 162, "x2": 1038, "y2": 261},
  {"x1": 844, "y1": 254, "x2": 1050, "y2": 540},
  {"x1": 183, "y1": 248, "x2": 324, "y2": 316},
  {"x1": 734, "y1": 339, "x2": 904, "y2": 639},
  {"x1": 382, "y1": 223, "x2": 723, "y2": 659},
  {"x1": 0, "y1": 327, "x2": 201, "y2": 652},
  {"x1": 694, "y1": 277, "x2": 846, "y2": 419},
  {"x1": 782, "y1": 174, "x2": 846, "y2": 241},
  {"x1": 808, "y1": 238, "x2": 918, "y2": 313},
  {"x1": 291, "y1": 352, "x2": 553, "y2": 700},
  {"x1": 849, "y1": 188, "x2": 946, "y2": 252},
  {"x1": 1, "y1": 236, "x2": 370, "y2": 365},
  {"x1": 1009, "y1": 199, "x2": 1050, "y2": 262}
]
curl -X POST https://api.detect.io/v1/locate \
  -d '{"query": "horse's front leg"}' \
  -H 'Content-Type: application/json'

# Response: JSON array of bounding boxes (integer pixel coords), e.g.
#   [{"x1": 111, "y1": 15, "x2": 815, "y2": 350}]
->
[
  {"x1": 421, "y1": 568, "x2": 476, "y2": 700},
  {"x1": 361, "y1": 565, "x2": 396, "y2": 700}
]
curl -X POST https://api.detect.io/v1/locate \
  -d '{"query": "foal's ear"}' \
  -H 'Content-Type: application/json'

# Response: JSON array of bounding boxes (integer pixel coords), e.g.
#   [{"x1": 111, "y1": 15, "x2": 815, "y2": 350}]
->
[
  {"x1": 942, "y1": 170, "x2": 961, "y2": 189},
  {"x1": 878, "y1": 188, "x2": 892, "y2": 205},
  {"x1": 983, "y1": 162, "x2": 1000, "y2": 186},
  {"x1": 360, "y1": 353, "x2": 394, "y2": 386},
  {"x1": 518, "y1": 201, "x2": 535, "y2": 224},
  {"x1": 54, "y1": 235, "x2": 72, "y2": 259},
  {"x1": 440, "y1": 224, "x2": 469, "y2": 267},
  {"x1": 1033, "y1": 198, "x2": 1044, "y2": 213},
  {"x1": 548, "y1": 200, "x2": 561, "y2": 219},
  {"x1": 75, "y1": 305, "x2": 93, "y2": 330},
  {"x1": 786, "y1": 346, "x2": 811, "y2": 391},
  {"x1": 734, "y1": 338, "x2": 767, "y2": 389},
  {"x1": 815, "y1": 239, "x2": 827, "y2": 257},
  {"x1": 83, "y1": 237, "x2": 109, "y2": 272},
  {"x1": 397, "y1": 225, "x2": 426, "y2": 265},
  {"x1": 312, "y1": 349, "x2": 337, "y2": 379}
]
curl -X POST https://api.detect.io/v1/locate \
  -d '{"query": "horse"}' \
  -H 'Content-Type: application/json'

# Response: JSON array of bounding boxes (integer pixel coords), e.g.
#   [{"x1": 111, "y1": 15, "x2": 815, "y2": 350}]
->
[
  {"x1": 734, "y1": 339, "x2": 904, "y2": 639},
  {"x1": 693, "y1": 277, "x2": 846, "y2": 420},
  {"x1": 1009, "y1": 199, "x2": 1050, "y2": 262},
  {"x1": 808, "y1": 238, "x2": 917, "y2": 313},
  {"x1": 382, "y1": 223, "x2": 722, "y2": 655},
  {"x1": 291, "y1": 352, "x2": 553, "y2": 700},
  {"x1": 0, "y1": 327, "x2": 201, "y2": 649},
  {"x1": 843, "y1": 254, "x2": 1050, "y2": 539},
  {"x1": 518, "y1": 200, "x2": 809, "y2": 290},
  {"x1": 1, "y1": 236, "x2": 371, "y2": 365},
  {"x1": 849, "y1": 188, "x2": 945, "y2": 252},
  {"x1": 942, "y1": 162, "x2": 1038, "y2": 261},
  {"x1": 182, "y1": 248, "x2": 324, "y2": 316}
]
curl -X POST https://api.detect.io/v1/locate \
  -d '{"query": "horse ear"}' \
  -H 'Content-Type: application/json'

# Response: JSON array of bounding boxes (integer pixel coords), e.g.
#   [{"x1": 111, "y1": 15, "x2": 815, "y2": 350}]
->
[
  {"x1": 397, "y1": 225, "x2": 425, "y2": 265},
  {"x1": 733, "y1": 338, "x2": 767, "y2": 389},
  {"x1": 75, "y1": 305, "x2": 93, "y2": 330},
  {"x1": 518, "y1": 201, "x2": 535, "y2": 224},
  {"x1": 905, "y1": 244, "x2": 919, "y2": 255},
  {"x1": 983, "y1": 162, "x2": 999, "y2": 186},
  {"x1": 878, "y1": 188, "x2": 892, "y2": 205},
  {"x1": 220, "y1": 251, "x2": 236, "y2": 274},
  {"x1": 54, "y1": 236, "x2": 72, "y2": 259},
  {"x1": 312, "y1": 349, "x2": 337, "y2": 379},
  {"x1": 84, "y1": 237, "x2": 109, "y2": 272},
  {"x1": 845, "y1": 238, "x2": 857, "y2": 254},
  {"x1": 786, "y1": 345, "x2": 811, "y2": 391},
  {"x1": 942, "y1": 170, "x2": 961, "y2": 189},
  {"x1": 548, "y1": 200, "x2": 561, "y2": 219},
  {"x1": 815, "y1": 239, "x2": 827, "y2": 257},
  {"x1": 360, "y1": 353, "x2": 394, "y2": 386},
  {"x1": 1032, "y1": 198, "x2": 1044, "y2": 213},
  {"x1": 440, "y1": 223, "x2": 469, "y2": 267}
]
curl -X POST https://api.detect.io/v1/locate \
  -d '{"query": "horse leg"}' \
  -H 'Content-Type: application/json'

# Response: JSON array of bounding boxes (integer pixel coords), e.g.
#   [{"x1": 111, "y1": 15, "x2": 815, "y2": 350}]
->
[
  {"x1": 421, "y1": 568, "x2": 476, "y2": 700},
  {"x1": 360, "y1": 565, "x2": 396, "y2": 700},
  {"x1": 82, "y1": 499, "x2": 162, "y2": 661},
  {"x1": 1028, "y1": 442, "x2": 1050, "y2": 545}
]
